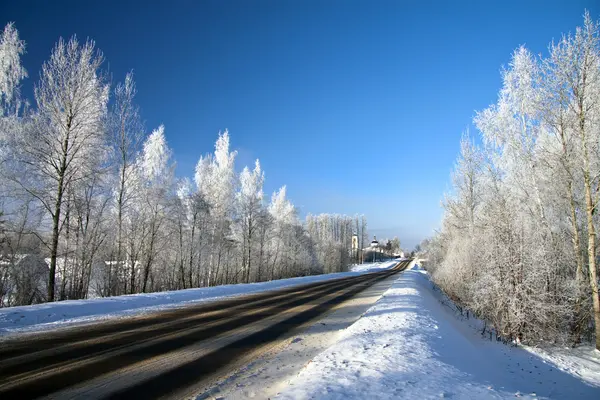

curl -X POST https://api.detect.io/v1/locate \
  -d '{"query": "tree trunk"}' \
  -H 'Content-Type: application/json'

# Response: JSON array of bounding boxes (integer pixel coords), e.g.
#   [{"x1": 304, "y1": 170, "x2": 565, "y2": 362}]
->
[
  {"x1": 142, "y1": 230, "x2": 156, "y2": 293},
  {"x1": 258, "y1": 231, "x2": 265, "y2": 282},
  {"x1": 188, "y1": 215, "x2": 196, "y2": 287},
  {"x1": 178, "y1": 221, "x2": 185, "y2": 289},
  {"x1": 581, "y1": 104, "x2": 600, "y2": 350},
  {"x1": 129, "y1": 255, "x2": 136, "y2": 294},
  {"x1": 270, "y1": 241, "x2": 280, "y2": 281},
  {"x1": 568, "y1": 178, "x2": 586, "y2": 343},
  {"x1": 48, "y1": 133, "x2": 70, "y2": 302},
  {"x1": 214, "y1": 247, "x2": 222, "y2": 287},
  {"x1": 115, "y1": 163, "x2": 126, "y2": 297},
  {"x1": 584, "y1": 173, "x2": 600, "y2": 350},
  {"x1": 142, "y1": 255, "x2": 152, "y2": 293},
  {"x1": 247, "y1": 219, "x2": 253, "y2": 284}
]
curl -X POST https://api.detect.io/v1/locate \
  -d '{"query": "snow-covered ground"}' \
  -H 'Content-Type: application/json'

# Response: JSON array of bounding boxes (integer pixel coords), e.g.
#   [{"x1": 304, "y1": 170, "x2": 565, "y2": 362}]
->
[
  {"x1": 349, "y1": 259, "x2": 401, "y2": 273},
  {"x1": 525, "y1": 346, "x2": 600, "y2": 389},
  {"x1": 0, "y1": 260, "x2": 398, "y2": 337},
  {"x1": 199, "y1": 266, "x2": 401, "y2": 399},
  {"x1": 277, "y1": 265, "x2": 600, "y2": 399}
]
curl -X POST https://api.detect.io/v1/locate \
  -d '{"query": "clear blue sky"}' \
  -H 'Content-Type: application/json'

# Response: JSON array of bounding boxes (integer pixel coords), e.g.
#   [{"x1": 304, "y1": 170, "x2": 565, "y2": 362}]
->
[{"x1": 2, "y1": 0, "x2": 598, "y2": 249}]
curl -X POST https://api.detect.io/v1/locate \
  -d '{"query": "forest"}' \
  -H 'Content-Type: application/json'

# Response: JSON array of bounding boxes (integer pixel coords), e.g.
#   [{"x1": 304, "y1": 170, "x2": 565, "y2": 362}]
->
[
  {"x1": 422, "y1": 13, "x2": 600, "y2": 350},
  {"x1": 0, "y1": 23, "x2": 372, "y2": 306}
]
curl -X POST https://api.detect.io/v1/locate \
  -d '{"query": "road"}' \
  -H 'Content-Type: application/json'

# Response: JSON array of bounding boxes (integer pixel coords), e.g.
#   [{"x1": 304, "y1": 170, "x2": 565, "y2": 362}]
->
[{"x1": 0, "y1": 260, "x2": 410, "y2": 399}]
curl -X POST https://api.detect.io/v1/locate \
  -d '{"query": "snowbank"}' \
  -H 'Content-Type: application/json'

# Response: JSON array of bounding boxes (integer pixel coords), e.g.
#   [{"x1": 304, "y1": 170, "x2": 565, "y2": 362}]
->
[
  {"x1": 349, "y1": 260, "x2": 399, "y2": 273},
  {"x1": 0, "y1": 261, "x2": 398, "y2": 337},
  {"x1": 277, "y1": 270, "x2": 600, "y2": 399}
]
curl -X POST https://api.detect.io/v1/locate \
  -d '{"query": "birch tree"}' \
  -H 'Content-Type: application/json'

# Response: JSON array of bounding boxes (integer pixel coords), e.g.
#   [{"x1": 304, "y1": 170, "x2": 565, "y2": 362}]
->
[
  {"x1": 268, "y1": 186, "x2": 295, "y2": 279},
  {"x1": 109, "y1": 72, "x2": 143, "y2": 294},
  {"x1": 426, "y1": 13, "x2": 600, "y2": 348},
  {"x1": 135, "y1": 125, "x2": 174, "y2": 293},
  {"x1": 236, "y1": 160, "x2": 264, "y2": 283},
  {"x1": 12, "y1": 37, "x2": 109, "y2": 302},
  {"x1": 197, "y1": 131, "x2": 237, "y2": 286},
  {"x1": 548, "y1": 14, "x2": 600, "y2": 349}
]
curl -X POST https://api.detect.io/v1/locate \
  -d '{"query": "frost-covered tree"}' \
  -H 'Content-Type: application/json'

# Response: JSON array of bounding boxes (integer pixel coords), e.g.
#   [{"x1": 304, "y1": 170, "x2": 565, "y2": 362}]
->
[
  {"x1": 173, "y1": 177, "x2": 209, "y2": 289},
  {"x1": 197, "y1": 131, "x2": 237, "y2": 286},
  {"x1": 391, "y1": 237, "x2": 401, "y2": 255},
  {"x1": 306, "y1": 213, "x2": 355, "y2": 273},
  {"x1": 267, "y1": 186, "x2": 295, "y2": 279},
  {"x1": 0, "y1": 22, "x2": 27, "y2": 220},
  {"x1": 8, "y1": 37, "x2": 109, "y2": 302},
  {"x1": 134, "y1": 125, "x2": 174, "y2": 293},
  {"x1": 426, "y1": 13, "x2": 600, "y2": 349},
  {"x1": 59, "y1": 172, "x2": 111, "y2": 300},
  {"x1": 0, "y1": 27, "x2": 370, "y2": 305},
  {"x1": 354, "y1": 214, "x2": 369, "y2": 263},
  {"x1": 109, "y1": 72, "x2": 143, "y2": 294},
  {"x1": 546, "y1": 13, "x2": 600, "y2": 349},
  {"x1": 0, "y1": 22, "x2": 27, "y2": 117},
  {"x1": 435, "y1": 132, "x2": 484, "y2": 304},
  {"x1": 235, "y1": 160, "x2": 265, "y2": 283}
]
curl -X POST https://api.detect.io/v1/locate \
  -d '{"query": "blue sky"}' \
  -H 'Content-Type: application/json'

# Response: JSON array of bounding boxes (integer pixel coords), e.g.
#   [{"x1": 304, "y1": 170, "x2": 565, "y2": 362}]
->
[{"x1": 1, "y1": 0, "x2": 598, "y2": 249}]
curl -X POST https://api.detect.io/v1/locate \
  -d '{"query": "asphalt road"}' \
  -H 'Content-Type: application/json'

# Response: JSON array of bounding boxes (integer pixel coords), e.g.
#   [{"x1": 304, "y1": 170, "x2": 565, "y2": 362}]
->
[{"x1": 0, "y1": 260, "x2": 410, "y2": 399}]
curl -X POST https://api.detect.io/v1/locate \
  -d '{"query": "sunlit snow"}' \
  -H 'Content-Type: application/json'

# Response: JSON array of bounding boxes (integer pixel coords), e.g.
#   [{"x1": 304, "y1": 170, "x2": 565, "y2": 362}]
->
[{"x1": 277, "y1": 267, "x2": 600, "y2": 399}]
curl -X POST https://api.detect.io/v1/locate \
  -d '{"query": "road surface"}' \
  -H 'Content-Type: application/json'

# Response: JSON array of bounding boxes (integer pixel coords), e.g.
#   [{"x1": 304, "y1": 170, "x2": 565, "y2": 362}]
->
[{"x1": 0, "y1": 260, "x2": 410, "y2": 399}]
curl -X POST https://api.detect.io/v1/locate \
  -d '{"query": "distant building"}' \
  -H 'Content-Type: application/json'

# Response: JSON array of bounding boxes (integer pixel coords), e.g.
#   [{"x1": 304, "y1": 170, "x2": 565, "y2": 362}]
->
[
  {"x1": 361, "y1": 236, "x2": 384, "y2": 262},
  {"x1": 370, "y1": 236, "x2": 379, "y2": 249}
]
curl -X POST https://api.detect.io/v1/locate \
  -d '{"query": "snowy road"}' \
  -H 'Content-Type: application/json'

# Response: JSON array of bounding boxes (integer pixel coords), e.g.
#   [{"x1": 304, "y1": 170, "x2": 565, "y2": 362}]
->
[
  {"x1": 0, "y1": 261, "x2": 398, "y2": 336},
  {"x1": 0, "y1": 260, "x2": 409, "y2": 399}
]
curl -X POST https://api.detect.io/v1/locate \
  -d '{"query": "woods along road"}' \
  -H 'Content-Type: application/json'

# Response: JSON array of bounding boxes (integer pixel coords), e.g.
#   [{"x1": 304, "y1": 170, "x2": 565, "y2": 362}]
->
[{"x1": 0, "y1": 259, "x2": 410, "y2": 399}]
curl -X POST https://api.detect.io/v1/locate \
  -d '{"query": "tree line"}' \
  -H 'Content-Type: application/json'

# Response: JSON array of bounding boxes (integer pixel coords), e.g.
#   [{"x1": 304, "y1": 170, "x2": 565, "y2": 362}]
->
[
  {"x1": 421, "y1": 13, "x2": 600, "y2": 350},
  {"x1": 0, "y1": 24, "x2": 369, "y2": 306}
]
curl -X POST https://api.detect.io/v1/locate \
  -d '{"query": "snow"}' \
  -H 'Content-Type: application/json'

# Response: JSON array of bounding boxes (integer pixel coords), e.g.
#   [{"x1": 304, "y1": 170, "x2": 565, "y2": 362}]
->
[
  {"x1": 0, "y1": 261, "x2": 398, "y2": 337},
  {"x1": 525, "y1": 346, "x2": 600, "y2": 388},
  {"x1": 349, "y1": 260, "x2": 399, "y2": 273},
  {"x1": 198, "y1": 270, "x2": 401, "y2": 399},
  {"x1": 277, "y1": 268, "x2": 600, "y2": 399}
]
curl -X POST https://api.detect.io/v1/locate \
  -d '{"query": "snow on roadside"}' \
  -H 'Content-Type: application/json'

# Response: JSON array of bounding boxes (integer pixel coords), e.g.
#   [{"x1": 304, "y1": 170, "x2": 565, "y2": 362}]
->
[
  {"x1": 276, "y1": 270, "x2": 600, "y2": 399},
  {"x1": 0, "y1": 261, "x2": 399, "y2": 337},
  {"x1": 525, "y1": 346, "x2": 600, "y2": 389},
  {"x1": 349, "y1": 260, "x2": 399, "y2": 272}
]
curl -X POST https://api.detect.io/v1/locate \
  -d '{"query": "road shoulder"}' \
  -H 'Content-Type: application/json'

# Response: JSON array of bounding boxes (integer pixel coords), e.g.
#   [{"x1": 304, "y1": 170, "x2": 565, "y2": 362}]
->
[{"x1": 196, "y1": 271, "x2": 401, "y2": 399}]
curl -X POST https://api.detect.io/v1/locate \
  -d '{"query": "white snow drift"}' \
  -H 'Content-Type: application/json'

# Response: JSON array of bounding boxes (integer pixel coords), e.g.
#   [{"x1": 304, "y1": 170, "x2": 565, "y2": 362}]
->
[{"x1": 277, "y1": 268, "x2": 600, "y2": 399}]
